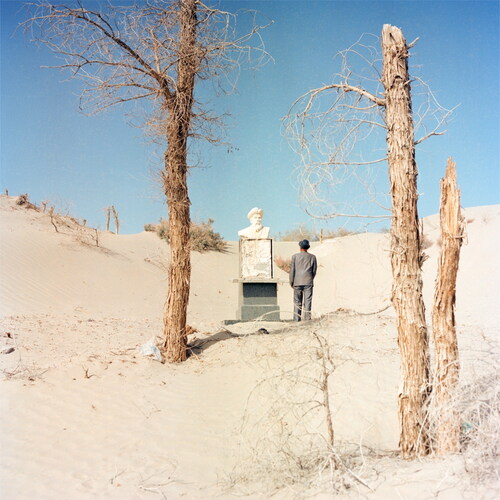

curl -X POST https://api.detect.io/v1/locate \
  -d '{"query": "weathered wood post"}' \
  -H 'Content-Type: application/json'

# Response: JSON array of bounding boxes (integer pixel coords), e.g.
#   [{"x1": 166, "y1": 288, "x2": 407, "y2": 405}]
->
[{"x1": 432, "y1": 157, "x2": 464, "y2": 454}]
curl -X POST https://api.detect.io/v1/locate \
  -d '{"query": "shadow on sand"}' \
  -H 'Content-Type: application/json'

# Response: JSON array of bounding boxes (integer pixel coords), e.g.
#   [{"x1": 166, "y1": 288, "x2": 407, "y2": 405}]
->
[{"x1": 187, "y1": 320, "x2": 300, "y2": 357}]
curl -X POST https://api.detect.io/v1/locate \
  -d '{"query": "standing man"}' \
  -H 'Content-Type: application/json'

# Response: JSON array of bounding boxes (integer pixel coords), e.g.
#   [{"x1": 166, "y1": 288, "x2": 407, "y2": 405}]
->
[{"x1": 289, "y1": 240, "x2": 317, "y2": 321}]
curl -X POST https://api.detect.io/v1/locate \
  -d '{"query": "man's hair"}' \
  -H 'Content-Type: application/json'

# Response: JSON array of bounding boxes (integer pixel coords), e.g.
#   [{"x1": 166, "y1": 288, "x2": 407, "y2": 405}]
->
[{"x1": 299, "y1": 239, "x2": 310, "y2": 250}]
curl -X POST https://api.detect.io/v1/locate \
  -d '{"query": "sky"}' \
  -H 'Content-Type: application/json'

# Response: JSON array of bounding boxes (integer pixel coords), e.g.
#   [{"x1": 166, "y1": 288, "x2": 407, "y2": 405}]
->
[{"x1": 1, "y1": 0, "x2": 499, "y2": 239}]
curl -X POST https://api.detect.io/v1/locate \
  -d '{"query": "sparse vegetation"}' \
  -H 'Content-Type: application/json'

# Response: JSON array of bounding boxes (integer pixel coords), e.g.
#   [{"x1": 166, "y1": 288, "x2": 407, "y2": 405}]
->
[
  {"x1": 16, "y1": 193, "x2": 38, "y2": 210},
  {"x1": 8, "y1": 191, "x2": 105, "y2": 248},
  {"x1": 16, "y1": 194, "x2": 30, "y2": 206},
  {"x1": 146, "y1": 218, "x2": 226, "y2": 253},
  {"x1": 276, "y1": 225, "x2": 358, "y2": 242},
  {"x1": 277, "y1": 224, "x2": 319, "y2": 242}
]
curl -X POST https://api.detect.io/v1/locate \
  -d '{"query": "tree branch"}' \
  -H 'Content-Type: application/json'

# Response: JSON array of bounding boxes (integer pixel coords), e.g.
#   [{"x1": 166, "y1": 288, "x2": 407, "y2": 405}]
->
[
  {"x1": 305, "y1": 208, "x2": 391, "y2": 220},
  {"x1": 300, "y1": 83, "x2": 385, "y2": 108},
  {"x1": 415, "y1": 131, "x2": 445, "y2": 145}
]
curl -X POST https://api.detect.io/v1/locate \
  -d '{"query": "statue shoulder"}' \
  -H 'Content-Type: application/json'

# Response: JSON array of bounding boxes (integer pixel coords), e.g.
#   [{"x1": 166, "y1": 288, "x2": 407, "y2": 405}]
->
[{"x1": 238, "y1": 227, "x2": 250, "y2": 238}]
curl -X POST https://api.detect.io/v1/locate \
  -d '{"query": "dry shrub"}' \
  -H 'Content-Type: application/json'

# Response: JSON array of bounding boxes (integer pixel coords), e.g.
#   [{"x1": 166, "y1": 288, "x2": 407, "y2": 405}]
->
[
  {"x1": 16, "y1": 193, "x2": 38, "y2": 210},
  {"x1": 458, "y1": 372, "x2": 499, "y2": 482},
  {"x1": 277, "y1": 224, "x2": 319, "y2": 242},
  {"x1": 277, "y1": 225, "x2": 358, "y2": 242},
  {"x1": 148, "y1": 218, "x2": 226, "y2": 253},
  {"x1": 16, "y1": 193, "x2": 29, "y2": 206},
  {"x1": 425, "y1": 366, "x2": 500, "y2": 483},
  {"x1": 274, "y1": 255, "x2": 291, "y2": 273},
  {"x1": 227, "y1": 324, "x2": 371, "y2": 497}
]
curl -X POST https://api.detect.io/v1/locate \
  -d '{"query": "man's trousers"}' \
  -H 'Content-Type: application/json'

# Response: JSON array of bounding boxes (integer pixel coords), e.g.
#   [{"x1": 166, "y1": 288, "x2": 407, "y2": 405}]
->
[{"x1": 293, "y1": 285, "x2": 313, "y2": 321}]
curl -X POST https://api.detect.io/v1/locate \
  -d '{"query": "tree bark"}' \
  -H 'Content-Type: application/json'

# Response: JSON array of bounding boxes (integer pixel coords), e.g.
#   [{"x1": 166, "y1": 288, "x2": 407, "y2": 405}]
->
[
  {"x1": 432, "y1": 157, "x2": 463, "y2": 454},
  {"x1": 162, "y1": 0, "x2": 197, "y2": 363},
  {"x1": 382, "y1": 24, "x2": 430, "y2": 457}
]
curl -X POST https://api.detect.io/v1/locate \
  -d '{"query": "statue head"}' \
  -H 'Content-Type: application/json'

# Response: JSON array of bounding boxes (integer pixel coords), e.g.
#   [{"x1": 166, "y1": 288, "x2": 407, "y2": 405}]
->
[{"x1": 247, "y1": 207, "x2": 264, "y2": 229}]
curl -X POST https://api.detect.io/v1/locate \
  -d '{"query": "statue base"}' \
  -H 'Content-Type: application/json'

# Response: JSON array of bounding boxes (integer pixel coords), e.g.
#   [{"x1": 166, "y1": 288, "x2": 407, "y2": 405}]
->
[{"x1": 236, "y1": 279, "x2": 280, "y2": 322}]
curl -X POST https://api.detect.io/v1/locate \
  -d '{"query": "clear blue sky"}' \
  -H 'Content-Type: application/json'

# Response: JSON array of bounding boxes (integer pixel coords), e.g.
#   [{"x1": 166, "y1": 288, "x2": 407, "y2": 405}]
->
[{"x1": 1, "y1": 0, "x2": 499, "y2": 238}]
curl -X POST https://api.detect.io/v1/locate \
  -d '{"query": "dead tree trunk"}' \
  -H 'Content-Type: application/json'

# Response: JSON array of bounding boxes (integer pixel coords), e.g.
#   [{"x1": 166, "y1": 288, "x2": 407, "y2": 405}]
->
[
  {"x1": 162, "y1": 0, "x2": 197, "y2": 363},
  {"x1": 105, "y1": 207, "x2": 111, "y2": 232},
  {"x1": 111, "y1": 205, "x2": 119, "y2": 234},
  {"x1": 48, "y1": 206, "x2": 59, "y2": 233},
  {"x1": 432, "y1": 157, "x2": 464, "y2": 454},
  {"x1": 382, "y1": 24, "x2": 430, "y2": 457}
]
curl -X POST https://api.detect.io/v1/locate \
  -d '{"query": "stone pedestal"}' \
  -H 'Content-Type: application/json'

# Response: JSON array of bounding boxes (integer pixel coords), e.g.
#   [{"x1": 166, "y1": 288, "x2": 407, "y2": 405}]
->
[
  {"x1": 237, "y1": 280, "x2": 280, "y2": 321},
  {"x1": 225, "y1": 229, "x2": 281, "y2": 324}
]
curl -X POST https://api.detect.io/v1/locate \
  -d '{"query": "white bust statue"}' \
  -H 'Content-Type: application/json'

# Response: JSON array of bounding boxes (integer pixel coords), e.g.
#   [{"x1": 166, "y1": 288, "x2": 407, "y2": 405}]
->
[{"x1": 238, "y1": 207, "x2": 270, "y2": 239}]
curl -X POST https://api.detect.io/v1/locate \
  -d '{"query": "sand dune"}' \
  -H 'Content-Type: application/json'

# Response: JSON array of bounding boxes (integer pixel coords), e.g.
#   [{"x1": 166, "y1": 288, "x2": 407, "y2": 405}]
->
[{"x1": 1, "y1": 195, "x2": 499, "y2": 499}]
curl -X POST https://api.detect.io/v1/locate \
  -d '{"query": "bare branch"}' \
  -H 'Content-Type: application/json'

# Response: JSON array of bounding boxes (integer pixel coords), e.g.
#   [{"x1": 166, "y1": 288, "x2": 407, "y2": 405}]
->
[
  {"x1": 415, "y1": 131, "x2": 445, "y2": 145},
  {"x1": 304, "y1": 83, "x2": 385, "y2": 106},
  {"x1": 284, "y1": 31, "x2": 453, "y2": 228},
  {"x1": 319, "y1": 157, "x2": 387, "y2": 166},
  {"x1": 23, "y1": 1, "x2": 271, "y2": 135},
  {"x1": 407, "y1": 37, "x2": 420, "y2": 49},
  {"x1": 305, "y1": 208, "x2": 391, "y2": 220}
]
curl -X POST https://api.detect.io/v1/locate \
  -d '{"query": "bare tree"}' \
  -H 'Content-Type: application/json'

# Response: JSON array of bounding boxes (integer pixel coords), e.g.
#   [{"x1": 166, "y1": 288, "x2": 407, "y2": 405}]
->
[
  {"x1": 24, "y1": 0, "x2": 269, "y2": 362},
  {"x1": 286, "y1": 25, "x2": 452, "y2": 457},
  {"x1": 432, "y1": 157, "x2": 464, "y2": 454}
]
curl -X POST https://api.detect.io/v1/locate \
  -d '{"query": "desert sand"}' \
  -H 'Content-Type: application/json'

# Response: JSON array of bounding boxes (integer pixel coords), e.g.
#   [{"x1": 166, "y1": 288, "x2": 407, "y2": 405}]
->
[{"x1": 0, "y1": 195, "x2": 499, "y2": 499}]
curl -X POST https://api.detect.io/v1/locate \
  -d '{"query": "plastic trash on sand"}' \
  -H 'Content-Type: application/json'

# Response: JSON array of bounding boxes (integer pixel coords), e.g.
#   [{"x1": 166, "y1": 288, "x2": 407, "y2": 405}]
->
[{"x1": 139, "y1": 338, "x2": 163, "y2": 362}]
